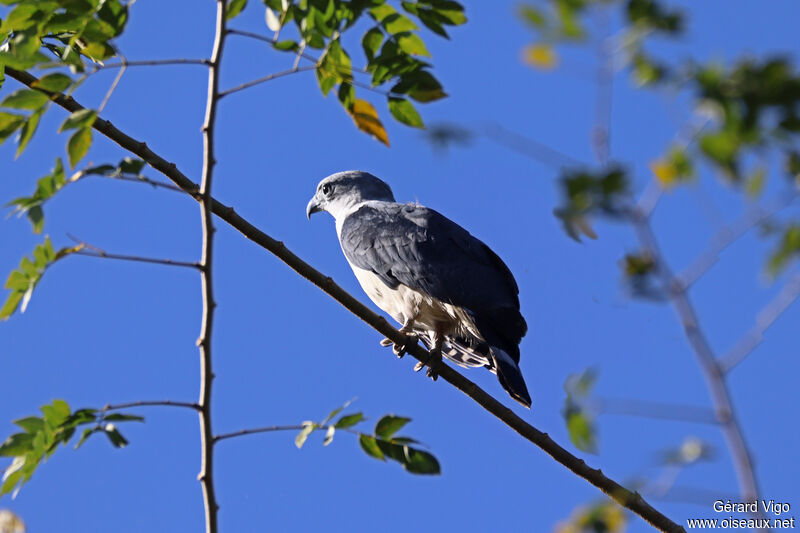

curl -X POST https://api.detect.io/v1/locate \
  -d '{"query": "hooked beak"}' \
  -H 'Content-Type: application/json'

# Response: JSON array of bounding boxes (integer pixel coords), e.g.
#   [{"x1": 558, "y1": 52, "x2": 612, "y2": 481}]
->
[{"x1": 306, "y1": 196, "x2": 322, "y2": 220}]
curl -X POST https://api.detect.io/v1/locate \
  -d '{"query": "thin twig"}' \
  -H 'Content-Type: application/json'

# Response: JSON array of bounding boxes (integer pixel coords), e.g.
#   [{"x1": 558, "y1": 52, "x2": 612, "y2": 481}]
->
[
  {"x1": 67, "y1": 234, "x2": 202, "y2": 269},
  {"x1": 678, "y1": 192, "x2": 799, "y2": 288},
  {"x1": 595, "y1": 397, "x2": 719, "y2": 425},
  {"x1": 593, "y1": 7, "x2": 613, "y2": 166},
  {"x1": 720, "y1": 272, "x2": 800, "y2": 372},
  {"x1": 98, "y1": 53, "x2": 126, "y2": 112},
  {"x1": 94, "y1": 58, "x2": 212, "y2": 70},
  {"x1": 101, "y1": 400, "x2": 201, "y2": 412},
  {"x1": 197, "y1": 3, "x2": 226, "y2": 533},
  {"x1": 73, "y1": 172, "x2": 189, "y2": 194},
  {"x1": 4, "y1": 66, "x2": 685, "y2": 533},
  {"x1": 218, "y1": 65, "x2": 315, "y2": 98},
  {"x1": 480, "y1": 122, "x2": 584, "y2": 169},
  {"x1": 214, "y1": 424, "x2": 308, "y2": 442}
]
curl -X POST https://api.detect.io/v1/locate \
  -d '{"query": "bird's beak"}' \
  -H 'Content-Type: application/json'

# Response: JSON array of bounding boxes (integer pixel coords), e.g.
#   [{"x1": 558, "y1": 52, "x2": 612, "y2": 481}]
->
[{"x1": 306, "y1": 196, "x2": 322, "y2": 220}]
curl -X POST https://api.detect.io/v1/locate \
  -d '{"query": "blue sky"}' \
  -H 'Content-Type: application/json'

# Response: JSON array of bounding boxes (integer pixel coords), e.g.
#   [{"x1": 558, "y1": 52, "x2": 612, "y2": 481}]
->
[{"x1": 1, "y1": 1, "x2": 798, "y2": 531}]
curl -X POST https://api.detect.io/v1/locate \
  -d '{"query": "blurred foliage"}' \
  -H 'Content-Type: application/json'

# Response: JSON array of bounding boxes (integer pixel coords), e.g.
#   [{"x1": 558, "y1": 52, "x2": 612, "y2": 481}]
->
[
  {"x1": 0, "y1": 400, "x2": 142, "y2": 498},
  {"x1": 0, "y1": 510, "x2": 25, "y2": 533},
  {"x1": 294, "y1": 401, "x2": 440, "y2": 475},
  {"x1": 0, "y1": 237, "x2": 83, "y2": 322},
  {"x1": 660, "y1": 436, "x2": 713, "y2": 466},
  {"x1": 563, "y1": 368, "x2": 598, "y2": 453},
  {"x1": 553, "y1": 166, "x2": 628, "y2": 242},
  {"x1": 518, "y1": 0, "x2": 800, "y2": 276},
  {"x1": 555, "y1": 499, "x2": 627, "y2": 533}
]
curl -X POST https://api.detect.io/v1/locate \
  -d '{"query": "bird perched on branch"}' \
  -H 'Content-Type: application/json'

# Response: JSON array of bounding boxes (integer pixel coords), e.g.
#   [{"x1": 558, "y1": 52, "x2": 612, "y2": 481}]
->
[{"x1": 306, "y1": 171, "x2": 532, "y2": 408}]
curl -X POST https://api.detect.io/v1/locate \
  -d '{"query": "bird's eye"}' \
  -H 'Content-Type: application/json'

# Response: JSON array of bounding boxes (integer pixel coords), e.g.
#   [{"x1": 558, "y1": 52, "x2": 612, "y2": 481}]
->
[{"x1": 321, "y1": 184, "x2": 332, "y2": 196}]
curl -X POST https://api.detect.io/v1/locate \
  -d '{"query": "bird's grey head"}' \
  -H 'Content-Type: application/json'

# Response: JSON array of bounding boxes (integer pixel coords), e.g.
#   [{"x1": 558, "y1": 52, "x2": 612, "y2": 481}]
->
[{"x1": 306, "y1": 171, "x2": 395, "y2": 220}]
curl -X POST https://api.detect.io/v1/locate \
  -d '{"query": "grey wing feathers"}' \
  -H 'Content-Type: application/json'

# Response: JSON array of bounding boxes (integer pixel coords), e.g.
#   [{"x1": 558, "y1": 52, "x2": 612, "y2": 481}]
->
[{"x1": 340, "y1": 202, "x2": 523, "y2": 320}]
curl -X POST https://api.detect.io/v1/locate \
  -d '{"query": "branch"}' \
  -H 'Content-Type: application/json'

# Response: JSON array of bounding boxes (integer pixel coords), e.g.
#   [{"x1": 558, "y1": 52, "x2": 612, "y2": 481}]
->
[
  {"x1": 218, "y1": 65, "x2": 315, "y2": 98},
  {"x1": 214, "y1": 424, "x2": 309, "y2": 442},
  {"x1": 678, "y1": 192, "x2": 799, "y2": 288},
  {"x1": 101, "y1": 400, "x2": 201, "y2": 412},
  {"x1": 197, "y1": 3, "x2": 227, "y2": 533},
  {"x1": 480, "y1": 122, "x2": 584, "y2": 169},
  {"x1": 69, "y1": 235, "x2": 202, "y2": 269},
  {"x1": 719, "y1": 272, "x2": 800, "y2": 372},
  {"x1": 93, "y1": 58, "x2": 212, "y2": 70},
  {"x1": 595, "y1": 397, "x2": 719, "y2": 425},
  {"x1": 629, "y1": 209, "x2": 765, "y2": 526},
  {"x1": 3, "y1": 66, "x2": 684, "y2": 533}
]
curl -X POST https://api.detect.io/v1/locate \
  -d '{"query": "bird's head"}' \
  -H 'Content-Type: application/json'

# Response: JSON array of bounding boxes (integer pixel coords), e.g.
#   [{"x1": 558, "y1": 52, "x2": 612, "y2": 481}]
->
[{"x1": 306, "y1": 170, "x2": 395, "y2": 220}]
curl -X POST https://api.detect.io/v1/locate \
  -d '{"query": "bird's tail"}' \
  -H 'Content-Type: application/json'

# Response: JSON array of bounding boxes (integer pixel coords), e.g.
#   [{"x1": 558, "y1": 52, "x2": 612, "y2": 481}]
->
[{"x1": 491, "y1": 347, "x2": 532, "y2": 408}]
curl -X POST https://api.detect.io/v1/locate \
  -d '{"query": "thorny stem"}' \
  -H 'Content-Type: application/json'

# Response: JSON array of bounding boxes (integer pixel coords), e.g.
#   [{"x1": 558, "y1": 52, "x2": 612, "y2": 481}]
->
[{"x1": 198, "y1": 2, "x2": 227, "y2": 533}]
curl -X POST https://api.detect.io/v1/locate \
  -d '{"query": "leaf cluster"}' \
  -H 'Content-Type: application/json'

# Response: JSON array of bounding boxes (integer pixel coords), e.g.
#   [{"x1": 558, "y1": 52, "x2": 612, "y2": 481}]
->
[
  {"x1": 0, "y1": 400, "x2": 142, "y2": 498},
  {"x1": 294, "y1": 402, "x2": 440, "y2": 475}
]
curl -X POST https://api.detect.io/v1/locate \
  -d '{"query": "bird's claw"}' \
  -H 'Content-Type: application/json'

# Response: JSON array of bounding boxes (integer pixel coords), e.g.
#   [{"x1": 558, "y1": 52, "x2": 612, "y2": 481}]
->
[
  {"x1": 380, "y1": 332, "x2": 417, "y2": 359},
  {"x1": 413, "y1": 349, "x2": 442, "y2": 381}
]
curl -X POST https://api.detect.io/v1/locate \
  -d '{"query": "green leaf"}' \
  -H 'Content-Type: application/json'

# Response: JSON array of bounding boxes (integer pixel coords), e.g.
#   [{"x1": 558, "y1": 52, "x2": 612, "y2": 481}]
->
[
  {"x1": 273, "y1": 40, "x2": 299, "y2": 52},
  {"x1": 41, "y1": 400, "x2": 71, "y2": 427},
  {"x1": 118, "y1": 157, "x2": 145, "y2": 175},
  {"x1": 75, "y1": 427, "x2": 100, "y2": 449},
  {"x1": 0, "y1": 112, "x2": 25, "y2": 144},
  {"x1": 103, "y1": 413, "x2": 144, "y2": 423},
  {"x1": 27, "y1": 205, "x2": 44, "y2": 234},
  {"x1": 16, "y1": 109, "x2": 43, "y2": 157},
  {"x1": 294, "y1": 422, "x2": 316, "y2": 449},
  {"x1": 358, "y1": 434, "x2": 385, "y2": 460},
  {"x1": 566, "y1": 411, "x2": 596, "y2": 453},
  {"x1": 32, "y1": 73, "x2": 73, "y2": 93},
  {"x1": 103, "y1": 425, "x2": 128, "y2": 448},
  {"x1": 1, "y1": 89, "x2": 49, "y2": 110},
  {"x1": 383, "y1": 13, "x2": 418, "y2": 34},
  {"x1": 13, "y1": 417, "x2": 45, "y2": 434},
  {"x1": 399, "y1": 445, "x2": 440, "y2": 474},
  {"x1": 375, "y1": 415, "x2": 410, "y2": 439},
  {"x1": 388, "y1": 97, "x2": 424, "y2": 128},
  {"x1": 0, "y1": 433, "x2": 34, "y2": 457},
  {"x1": 334, "y1": 412, "x2": 364, "y2": 428},
  {"x1": 396, "y1": 32, "x2": 430, "y2": 57},
  {"x1": 392, "y1": 71, "x2": 446, "y2": 102},
  {"x1": 0, "y1": 291, "x2": 23, "y2": 321},
  {"x1": 362, "y1": 27, "x2": 383, "y2": 61},
  {"x1": 59, "y1": 109, "x2": 97, "y2": 132},
  {"x1": 369, "y1": 4, "x2": 396, "y2": 22},
  {"x1": 226, "y1": 0, "x2": 248, "y2": 20},
  {"x1": 67, "y1": 128, "x2": 92, "y2": 168}
]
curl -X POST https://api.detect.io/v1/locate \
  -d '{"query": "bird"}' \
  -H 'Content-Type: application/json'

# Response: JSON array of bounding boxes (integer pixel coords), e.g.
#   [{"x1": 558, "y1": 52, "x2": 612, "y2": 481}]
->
[{"x1": 306, "y1": 170, "x2": 532, "y2": 408}]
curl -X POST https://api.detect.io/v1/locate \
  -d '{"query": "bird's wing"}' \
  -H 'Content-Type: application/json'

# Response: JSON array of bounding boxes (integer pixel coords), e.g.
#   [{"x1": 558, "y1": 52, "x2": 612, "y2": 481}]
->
[{"x1": 339, "y1": 202, "x2": 523, "y2": 328}]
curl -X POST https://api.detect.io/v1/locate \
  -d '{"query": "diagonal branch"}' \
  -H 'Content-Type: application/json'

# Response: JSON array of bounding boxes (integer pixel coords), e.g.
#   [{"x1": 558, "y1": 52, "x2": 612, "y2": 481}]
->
[
  {"x1": 719, "y1": 272, "x2": 800, "y2": 372},
  {"x1": 3, "y1": 66, "x2": 684, "y2": 533},
  {"x1": 678, "y1": 192, "x2": 799, "y2": 288},
  {"x1": 629, "y1": 209, "x2": 765, "y2": 526},
  {"x1": 218, "y1": 65, "x2": 315, "y2": 98},
  {"x1": 69, "y1": 234, "x2": 202, "y2": 269}
]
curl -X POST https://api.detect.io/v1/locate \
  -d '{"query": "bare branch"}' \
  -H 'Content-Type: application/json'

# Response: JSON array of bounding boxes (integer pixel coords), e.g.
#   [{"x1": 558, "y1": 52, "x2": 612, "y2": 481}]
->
[
  {"x1": 94, "y1": 58, "x2": 212, "y2": 70},
  {"x1": 480, "y1": 122, "x2": 584, "y2": 169},
  {"x1": 678, "y1": 192, "x2": 799, "y2": 288},
  {"x1": 214, "y1": 424, "x2": 307, "y2": 442},
  {"x1": 596, "y1": 397, "x2": 719, "y2": 425},
  {"x1": 3, "y1": 66, "x2": 684, "y2": 533},
  {"x1": 197, "y1": 3, "x2": 227, "y2": 533},
  {"x1": 101, "y1": 400, "x2": 201, "y2": 412},
  {"x1": 592, "y1": 7, "x2": 613, "y2": 166},
  {"x1": 630, "y1": 211, "x2": 765, "y2": 524},
  {"x1": 72, "y1": 170, "x2": 190, "y2": 194},
  {"x1": 720, "y1": 272, "x2": 800, "y2": 372},
  {"x1": 218, "y1": 65, "x2": 315, "y2": 98},
  {"x1": 98, "y1": 53, "x2": 126, "y2": 112}
]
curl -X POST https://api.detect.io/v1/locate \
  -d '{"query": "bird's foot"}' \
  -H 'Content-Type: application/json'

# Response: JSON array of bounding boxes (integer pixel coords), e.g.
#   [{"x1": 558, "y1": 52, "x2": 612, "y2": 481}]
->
[
  {"x1": 380, "y1": 332, "x2": 418, "y2": 359},
  {"x1": 413, "y1": 348, "x2": 442, "y2": 381}
]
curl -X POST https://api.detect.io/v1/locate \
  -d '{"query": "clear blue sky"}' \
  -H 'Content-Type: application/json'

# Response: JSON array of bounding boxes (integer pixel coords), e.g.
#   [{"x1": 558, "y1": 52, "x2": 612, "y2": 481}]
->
[{"x1": 1, "y1": 1, "x2": 798, "y2": 531}]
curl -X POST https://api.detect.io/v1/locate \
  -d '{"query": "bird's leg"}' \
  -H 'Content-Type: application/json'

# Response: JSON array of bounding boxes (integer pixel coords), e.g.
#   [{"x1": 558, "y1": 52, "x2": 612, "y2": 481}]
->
[
  {"x1": 379, "y1": 318, "x2": 417, "y2": 358},
  {"x1": 414, "y1": 328, "x2": 443, "y2": 381}
]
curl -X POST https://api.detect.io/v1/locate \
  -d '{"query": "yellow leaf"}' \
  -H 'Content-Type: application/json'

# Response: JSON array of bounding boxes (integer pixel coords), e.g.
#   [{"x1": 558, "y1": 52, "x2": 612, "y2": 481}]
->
[
  {"x1": 523, "y1": 44, "x2": 557, "y2": 70},
  {"x1": 650, "y1": 159, "x2": 677, "y2": 187},
  {"x1": 348, "y1": 99, "x2": 390, "y2": 146}
]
